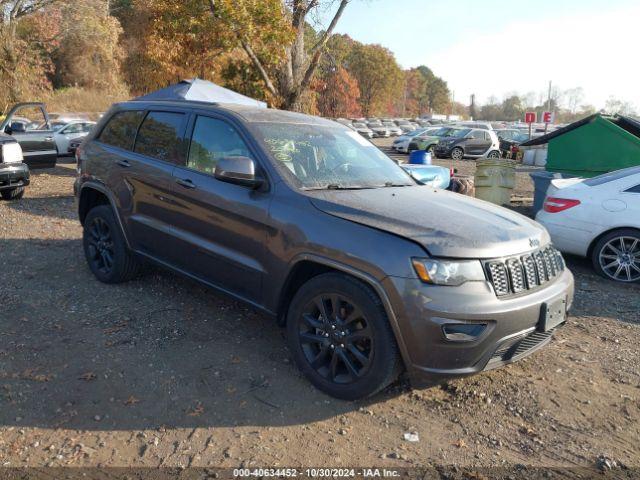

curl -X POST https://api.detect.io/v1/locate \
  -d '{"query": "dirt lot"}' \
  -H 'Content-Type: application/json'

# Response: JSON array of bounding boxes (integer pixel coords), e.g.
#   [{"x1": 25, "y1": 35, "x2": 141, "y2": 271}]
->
[{"x1": 1, "y1": 150, "x2": 639, "y2": 476}]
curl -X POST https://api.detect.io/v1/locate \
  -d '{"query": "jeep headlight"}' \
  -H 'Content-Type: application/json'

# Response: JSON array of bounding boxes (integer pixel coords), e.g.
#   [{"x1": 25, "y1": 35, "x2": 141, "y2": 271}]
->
[
  {"x1": 1, "y1": 142, "x2": 23, "y2": 164},
  {"x1": 412, "y1": 258, "x2": 485, "y2": 286}
]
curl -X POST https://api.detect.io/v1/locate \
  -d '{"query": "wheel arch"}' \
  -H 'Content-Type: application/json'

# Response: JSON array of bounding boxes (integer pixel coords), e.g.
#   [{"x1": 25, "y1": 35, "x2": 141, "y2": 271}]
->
[
  {"x1": 276, "y1": 255, "x2": 412, "y2": 369},
  {"x1": 587, "y1": 226, "x2": 640, "y2": 259},
  {"x1": 78, "y1": 183, "x2": 131, "y2": 248}
]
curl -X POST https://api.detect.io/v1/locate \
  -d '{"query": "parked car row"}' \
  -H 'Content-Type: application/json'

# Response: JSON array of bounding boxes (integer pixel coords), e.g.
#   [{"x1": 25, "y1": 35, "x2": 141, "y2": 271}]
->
[
  {"x1": 336, "y1": 116, "x2": 442, "y2": 138},
  {"x1": 388, "y1": 118, "x2": 563, "y2": 160}
]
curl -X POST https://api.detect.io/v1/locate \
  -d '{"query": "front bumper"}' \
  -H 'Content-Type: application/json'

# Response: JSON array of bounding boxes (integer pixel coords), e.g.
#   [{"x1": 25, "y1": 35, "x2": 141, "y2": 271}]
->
[
  {"x1": 0, "y1": 162, "x2": 30, "y2": 191},
  {"x1": 383, "y1": 269, "x2": 574, "y2": 387}
]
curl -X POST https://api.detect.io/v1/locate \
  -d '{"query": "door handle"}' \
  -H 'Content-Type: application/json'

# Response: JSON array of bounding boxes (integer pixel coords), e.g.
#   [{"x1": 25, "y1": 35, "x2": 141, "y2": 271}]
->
[
  {"x1": 117, "y1": 159, "x2": 131, "y2": 168},
  {"x1": 176, "y1": 178, "x2": 196, "y2": 189}
]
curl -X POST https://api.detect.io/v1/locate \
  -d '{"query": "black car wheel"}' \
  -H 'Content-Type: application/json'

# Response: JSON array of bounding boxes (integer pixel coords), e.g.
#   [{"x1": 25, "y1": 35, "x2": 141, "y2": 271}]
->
[
  {"x1": 451, "y1": 147, "x2": 464, "y2": 160},
  {"x1": 286, "y1": 273, "x2": 402, "y2": 400},
  {"x1": 487, "y1": 150, "x2": 501, "y2": 159},
  {"x1": 1, "y1": 187, "x2": 25, "y2": 200},
  {"x1": 83, "y1": 205, "x2": 141, "y2": 283},
  {"x1": 592, "y1": 229, "x2": 640, "y2": 283},
  {"x1": 426, "y1": 144, "x2": 436, "y2": 153}
]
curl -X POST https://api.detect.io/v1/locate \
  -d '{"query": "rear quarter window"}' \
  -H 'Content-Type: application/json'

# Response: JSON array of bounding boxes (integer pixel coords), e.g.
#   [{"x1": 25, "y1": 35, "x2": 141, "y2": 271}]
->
[
  {"x1": 625, "y1": 184, "x2": 640, "y2": 193},
  {"x1": 98, "y1": 111, "x2": 144, "y2": 150}
]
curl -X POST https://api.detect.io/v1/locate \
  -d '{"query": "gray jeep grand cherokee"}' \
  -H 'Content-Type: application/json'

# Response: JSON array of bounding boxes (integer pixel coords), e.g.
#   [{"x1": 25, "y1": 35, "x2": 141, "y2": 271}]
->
[{"x1": 74, "y1": 100, "x2": 574, "y2": 400}]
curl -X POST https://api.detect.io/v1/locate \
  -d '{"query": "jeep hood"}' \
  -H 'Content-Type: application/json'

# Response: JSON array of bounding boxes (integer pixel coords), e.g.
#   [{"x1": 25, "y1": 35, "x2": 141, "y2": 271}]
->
[{"x1": 308, "y1": 186, "x2": 549, "y2": 259}]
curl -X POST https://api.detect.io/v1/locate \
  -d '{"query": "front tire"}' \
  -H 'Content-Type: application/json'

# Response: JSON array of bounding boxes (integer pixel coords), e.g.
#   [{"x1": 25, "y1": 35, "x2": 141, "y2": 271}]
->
[
  {"x1": 451, "y1": 147, "x2": 464, "y2": 160},
  {"x1": 286, "y1": 273, "x2": 402, "y2": 400},
  {"x1": 83, "y1": 205, "x2": 141, "y2": 284},
  {"x1": 592, "y1": 229, "x2": 640, "y2": 283},
  {"x1": 1, "y1": 187, "x2": 25, "y2": 200}
]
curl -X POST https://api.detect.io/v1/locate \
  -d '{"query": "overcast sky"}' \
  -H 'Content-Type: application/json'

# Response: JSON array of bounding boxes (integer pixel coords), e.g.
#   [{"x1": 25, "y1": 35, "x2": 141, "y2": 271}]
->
[{"x1": 319, "y1": 0, "x2": 639, "y2": 110}]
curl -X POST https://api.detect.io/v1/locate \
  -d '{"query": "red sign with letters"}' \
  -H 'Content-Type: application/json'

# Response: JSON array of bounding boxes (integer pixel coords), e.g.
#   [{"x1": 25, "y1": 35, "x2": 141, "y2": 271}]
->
[
  {"x1": 542, "y1": 111, "x2": 553, "y2": 123},
  {"x1": 525, "y1": 112, "x2": 536, "y2": 123}
]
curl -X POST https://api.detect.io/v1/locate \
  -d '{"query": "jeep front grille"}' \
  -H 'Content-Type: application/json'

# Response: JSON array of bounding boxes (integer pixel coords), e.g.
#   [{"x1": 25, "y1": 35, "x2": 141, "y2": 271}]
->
[{"x1": 485, "y1": 246, "x2": 565, "y2": 297}]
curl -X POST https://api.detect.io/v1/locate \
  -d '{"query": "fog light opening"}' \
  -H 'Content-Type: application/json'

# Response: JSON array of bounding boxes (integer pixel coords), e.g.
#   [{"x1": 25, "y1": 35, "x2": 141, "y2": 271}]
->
[{"x1": 442, "y1": 323, "x2": 487, "y2": 342}]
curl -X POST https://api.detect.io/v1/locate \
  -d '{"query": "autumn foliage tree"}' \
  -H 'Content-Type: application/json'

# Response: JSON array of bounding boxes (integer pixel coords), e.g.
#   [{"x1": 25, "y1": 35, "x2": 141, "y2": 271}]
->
[
  {"x1": 0, "y1": 0, "x2": 60, "y2": 108},
  {"x1": 208, "y1": 0, "x2": 350, "y2": 111},
  {"x1": 346, "y1": 43, "x2": 402, "y2": 117},
  {"x1": 52, "y1": 0, "x2": 125, "y2": 91},
  {"x1": 316, "y1": 67, "x2": 361, "y2": 118}
]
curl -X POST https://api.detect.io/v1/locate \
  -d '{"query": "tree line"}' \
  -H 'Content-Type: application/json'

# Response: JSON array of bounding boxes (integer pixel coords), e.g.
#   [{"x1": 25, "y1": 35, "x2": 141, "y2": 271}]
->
[
  {"x1": 2, "y1": 1, "x2": 632, "y2": 120},
  {"x1": 0, "y1": 0, "x2": 455, "y2": 118}
]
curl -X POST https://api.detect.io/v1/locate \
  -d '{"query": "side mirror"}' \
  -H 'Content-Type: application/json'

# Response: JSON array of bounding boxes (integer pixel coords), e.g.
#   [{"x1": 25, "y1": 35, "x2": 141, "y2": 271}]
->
[{"x1": 214, "y1": 156, "x2": 263, "y2": 189}]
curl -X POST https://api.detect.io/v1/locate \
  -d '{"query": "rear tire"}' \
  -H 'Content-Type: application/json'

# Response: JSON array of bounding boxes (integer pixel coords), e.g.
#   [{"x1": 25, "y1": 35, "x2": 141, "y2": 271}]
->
[
  {"x1": 83, "y1": 205, "x2": 141, "y2": 284},
  {"x1": 487, "y1": 150, "x2": 500, "y2": 159},
  {"x1": 1, "y1": 187, "x2": 25, "y2": 200},
  {"x1": 286, "y1": 273, "x2": 402, "y2": 400},
  {"x1": 591, "y1": 229, "x2": 640, "y2": 283},
  {"x1": 451, "y1": 147, "x2": 464, "y2": 160}
]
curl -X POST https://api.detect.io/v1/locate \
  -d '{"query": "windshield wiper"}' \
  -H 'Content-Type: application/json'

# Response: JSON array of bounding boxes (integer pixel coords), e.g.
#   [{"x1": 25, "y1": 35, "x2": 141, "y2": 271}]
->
[{"x1": 383, "y1": 182, "x2": 412, "y2": 187}]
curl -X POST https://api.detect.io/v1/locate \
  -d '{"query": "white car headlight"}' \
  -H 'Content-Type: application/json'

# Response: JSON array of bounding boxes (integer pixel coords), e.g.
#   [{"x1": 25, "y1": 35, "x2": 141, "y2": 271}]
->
[
  {"x1": 1, "y1": 142, "x2": 24, "y2": 164},
  {"x1": 412, "y1": 258, "x2": 486, "y2": 286}
]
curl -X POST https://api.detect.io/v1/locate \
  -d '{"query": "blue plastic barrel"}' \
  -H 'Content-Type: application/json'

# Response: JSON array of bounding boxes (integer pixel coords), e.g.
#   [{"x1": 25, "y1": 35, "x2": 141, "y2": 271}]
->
[{"x1": 409, "y1": 150, "x2": 432, "y2": 165}]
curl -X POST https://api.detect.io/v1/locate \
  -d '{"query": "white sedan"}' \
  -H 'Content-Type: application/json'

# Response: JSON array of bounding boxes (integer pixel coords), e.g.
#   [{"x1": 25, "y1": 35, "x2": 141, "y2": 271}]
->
[
  {"x1": 51, "y1": 120, "x2": 95, "y2": 155},
  {"x1": 536, "y1": 166, "x2": 640, "y2": 283}
]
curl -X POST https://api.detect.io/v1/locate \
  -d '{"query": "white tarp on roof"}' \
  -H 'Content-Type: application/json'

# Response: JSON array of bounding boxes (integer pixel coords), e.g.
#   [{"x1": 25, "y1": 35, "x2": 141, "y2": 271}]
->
[{"x1": 135, "y1": 78, "x2": 267, "y2": 108}]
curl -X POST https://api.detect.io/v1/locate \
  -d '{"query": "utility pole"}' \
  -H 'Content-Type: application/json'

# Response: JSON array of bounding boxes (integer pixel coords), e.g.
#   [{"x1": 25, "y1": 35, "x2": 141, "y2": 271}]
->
[
  {"x1": 545, "y1": 81, "x2": 552, "y2": 112},
  {"x1": 470, "y1": 94, "x2": 476, "y2": 120},
  {"x1": 545, "y1": 81, "x2": 552, "y2": 133}
]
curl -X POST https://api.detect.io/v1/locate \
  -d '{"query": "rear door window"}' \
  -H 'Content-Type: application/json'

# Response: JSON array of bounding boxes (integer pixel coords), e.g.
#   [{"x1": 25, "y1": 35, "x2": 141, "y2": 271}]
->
[
  {"x1": 133, "y1": 111, "x2": 186, "y2": 163},
  {"x1": 98, "y1": 111, "x2": 144, "y2": 150},
  {"x1": 186, "y1": 116, "x2": 252, "y2": 175}
]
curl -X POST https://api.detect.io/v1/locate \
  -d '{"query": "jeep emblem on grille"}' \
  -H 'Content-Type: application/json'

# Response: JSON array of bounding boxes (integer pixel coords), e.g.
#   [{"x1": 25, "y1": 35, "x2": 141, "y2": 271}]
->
[{"x1": 529, "y1": 238, "x2": 540, "y2": 248}]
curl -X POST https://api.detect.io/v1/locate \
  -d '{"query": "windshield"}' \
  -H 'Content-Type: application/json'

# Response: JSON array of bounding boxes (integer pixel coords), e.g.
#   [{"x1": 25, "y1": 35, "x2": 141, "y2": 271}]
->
[
  {"x1": 256, "y1": 123, "x2": 415, "y2": 190},
  {"x1": 513, "y1": 132, "x2": 530, "y2": 142}
]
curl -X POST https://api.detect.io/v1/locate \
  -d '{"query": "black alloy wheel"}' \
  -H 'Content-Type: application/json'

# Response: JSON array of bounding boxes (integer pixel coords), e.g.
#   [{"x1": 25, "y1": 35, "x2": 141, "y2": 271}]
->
[
  {"x1": 298, "y1": 293, "x2": 374, "y2": 384},
  {"x1": 286, "y1": 273, "x2": 402, "y2": 400},
  {"x1": 86, "y1": 216, "x2": 115, "y2": 276},
  {"x1": 82, "y1": 205, "x2": 141, "y2": 283}
]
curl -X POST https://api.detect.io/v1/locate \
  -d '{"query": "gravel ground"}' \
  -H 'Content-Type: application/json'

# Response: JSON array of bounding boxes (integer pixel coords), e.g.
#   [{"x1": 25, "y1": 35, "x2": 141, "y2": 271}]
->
[{"x1": 0, "y1": 154, "x2": 639, "y2": 476}]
